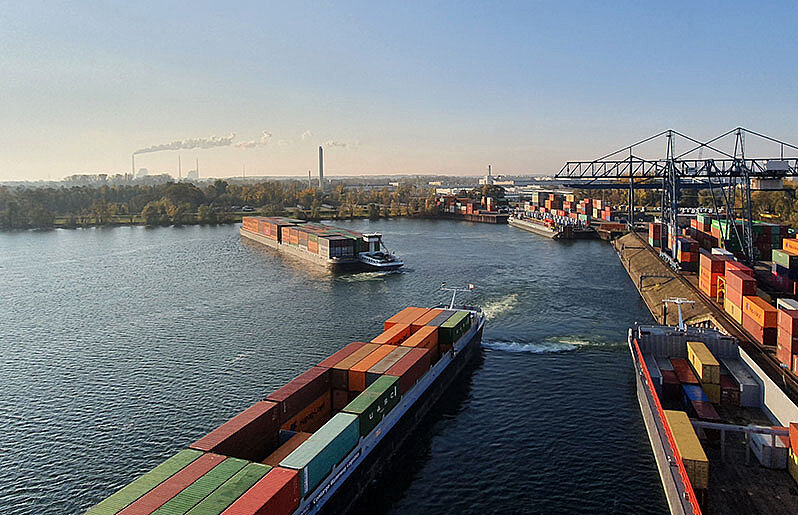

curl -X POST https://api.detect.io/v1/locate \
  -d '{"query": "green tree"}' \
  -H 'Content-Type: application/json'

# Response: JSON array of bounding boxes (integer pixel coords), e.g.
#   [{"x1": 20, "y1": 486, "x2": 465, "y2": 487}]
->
[{"x1": 368, "y1": 203, "x2": 380, "y2": 220}]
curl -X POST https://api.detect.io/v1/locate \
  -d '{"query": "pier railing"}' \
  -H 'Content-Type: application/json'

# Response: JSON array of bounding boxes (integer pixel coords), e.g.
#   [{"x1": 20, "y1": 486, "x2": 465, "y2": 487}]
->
[{"x1": 633, "y1": 338, "x2": 703, "y2": 515}]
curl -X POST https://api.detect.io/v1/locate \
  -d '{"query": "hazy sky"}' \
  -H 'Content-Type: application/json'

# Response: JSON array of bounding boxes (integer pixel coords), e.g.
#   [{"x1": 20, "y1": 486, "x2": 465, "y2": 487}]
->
[{"x1": 2, "y1": 1, "x2": 798, "y2": 181}]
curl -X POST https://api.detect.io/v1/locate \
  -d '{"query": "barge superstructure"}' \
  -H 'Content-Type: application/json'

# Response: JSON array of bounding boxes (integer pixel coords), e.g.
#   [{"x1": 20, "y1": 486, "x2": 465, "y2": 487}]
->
[{"x1": 86, "y1": 302, "x2": 485, "y2": 515}]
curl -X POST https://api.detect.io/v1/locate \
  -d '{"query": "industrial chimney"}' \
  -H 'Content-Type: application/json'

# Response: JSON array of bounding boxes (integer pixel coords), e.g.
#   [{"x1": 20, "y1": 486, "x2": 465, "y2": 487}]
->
[{"x1": 318, "y1": 146, "x2": 324, "y2": 192}]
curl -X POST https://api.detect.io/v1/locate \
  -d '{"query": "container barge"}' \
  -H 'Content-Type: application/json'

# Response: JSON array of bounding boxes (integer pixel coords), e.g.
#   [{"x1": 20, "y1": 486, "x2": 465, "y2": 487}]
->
[
  {"x1": 85, "y1": 303, "x2": 486, "y2": 515},
  {"x1": 630, "y1": 315, "x2": 798, "y2": 515},
  {"x1": 508, "y1": 214, "x2": 597, "y2": 240},
  {"x1": 240, "y1": 217, "x2": 403, "y2": 272}
]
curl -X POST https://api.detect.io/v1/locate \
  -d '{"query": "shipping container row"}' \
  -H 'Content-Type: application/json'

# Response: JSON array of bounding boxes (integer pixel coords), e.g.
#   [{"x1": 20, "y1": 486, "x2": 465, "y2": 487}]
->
[
  {"x1": 87, "y1": 307, "x2": 473, "y2": 515},
  {"x1": 241, "y1": 217, "x2": 377, "y2": 259}
]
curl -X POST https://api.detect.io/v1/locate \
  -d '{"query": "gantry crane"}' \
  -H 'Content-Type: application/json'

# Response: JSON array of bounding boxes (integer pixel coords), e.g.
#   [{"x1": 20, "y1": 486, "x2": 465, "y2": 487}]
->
[{"x1": 556, "y1": 127, "x2": 798, "y2": 265}]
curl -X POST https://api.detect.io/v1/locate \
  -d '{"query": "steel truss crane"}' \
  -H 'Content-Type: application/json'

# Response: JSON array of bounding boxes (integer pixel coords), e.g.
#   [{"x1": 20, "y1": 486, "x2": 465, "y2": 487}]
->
[{"x1": 556, "y1": 127, "x2": 798, "y2": 265}]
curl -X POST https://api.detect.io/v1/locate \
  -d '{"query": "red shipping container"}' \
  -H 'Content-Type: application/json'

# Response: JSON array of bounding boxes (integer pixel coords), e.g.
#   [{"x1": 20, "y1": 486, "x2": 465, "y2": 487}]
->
[
  {"x1": 385, "y1": 347, "x2": 431, "y2": 394},
  {"x1": 777, "y1": 336, "x2": 793, "y2": 367},
  {"x1": 719, "y1": 375, "x2": 740, "y2": 406},
  {"x1": 661, "y1": 369, "x2": 681, "y2": 400},
  {"x1": 742, "y1": 312, "x2": 777, "y2": 346},
  {"x1": 725, "y1": 260, "x2": 754, "y2": 276},
  {"x1": 267, "y1": 367, "x2": 331, "y2": 424},
  {"x1": 222, "y1": 467, "x2": 300, "y2": 515},
  {"x1": 725, "y1": 285, "x2": 743, "y2": 306},
  {"x1": 725, "y1": 270, "x2": 757, "y2": 296},
  {"x1": 691, "y1": 401, "x2": 721, "y2": 422},
  {"x1": 791, "y1": 422, "x2": 798, "y2": 450},
  {"x1": 317, "y1": 342, "x2": 367, "y2": 368},
  {"x1": 191, "y1": 402, "x2": 280, "y2": 461},
  {"x1": 670, "y1": 358, "x2": 699, "y2": 384},
  {"x1": 118, "y1": 453, "x2": 226, "y2": 515},
  {"x1": 332, "y1": 388, "x2": 349, "y2": 410},
  {"x1": 777, "y1": 309, "x2": 798, "y2": 334},
  {"x1": 699, "y1": 251, "x2": 726, "y2": 273}
]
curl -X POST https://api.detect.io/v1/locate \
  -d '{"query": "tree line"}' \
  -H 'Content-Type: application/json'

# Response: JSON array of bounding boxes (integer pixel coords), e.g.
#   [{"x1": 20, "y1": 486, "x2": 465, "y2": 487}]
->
[{"x1": 0, "y1": 179, "x2": 439, "y2": 230}]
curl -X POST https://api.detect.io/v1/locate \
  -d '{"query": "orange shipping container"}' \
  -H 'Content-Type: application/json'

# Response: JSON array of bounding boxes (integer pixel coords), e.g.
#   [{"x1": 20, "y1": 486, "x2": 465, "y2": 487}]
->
[
  {"x1": 262, "y1": 432, "x2": 312, "y2": 467},
  {"x1": 409, "y1": 308, "x2": 444, "y2": 330},
  {"x1": 784, "y1": 238, "x2": 798, "y2": 253},
  {"x1": 384, "y1": 307, "x2": 428, "y2": 330},
  {"x1": 331, "y1": 343, "x2": 379, "y2": 390},
  {"x1": 372, "y1": 323, "x2": 411, "y2": 345},
  {"x1": 348, "y1": 345, "x2": 398, "y2": 391},
  {"x1": 401, "y1": 325, "x2": 438, "y2": 349},
  {"x1": 742, "y1": 296, "x2": 778, "y2": 328},
  {"x1": 281, "y1": 392, "x2": 331, "y2": 433}
]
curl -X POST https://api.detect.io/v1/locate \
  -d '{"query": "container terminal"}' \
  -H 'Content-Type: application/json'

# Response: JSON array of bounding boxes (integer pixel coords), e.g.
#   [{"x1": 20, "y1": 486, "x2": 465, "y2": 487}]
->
[
  {"x1": 555, "y1": 128, "x2": 798, "y2": 514},
  {"x1": 85, "y1": 299, "x2": 485, "y2": 515},
  {"x1": 240, "y1": 216, "x2": 403, "y2": 272}
]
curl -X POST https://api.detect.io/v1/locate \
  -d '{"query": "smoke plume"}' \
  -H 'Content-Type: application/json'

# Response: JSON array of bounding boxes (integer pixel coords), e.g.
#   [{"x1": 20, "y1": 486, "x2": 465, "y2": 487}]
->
[
  {"x1": 234, "y1": 130, "x2": 273, "y2": 149},
  {"x1": 301, "y1": 130, "x2": 313, "y2": 141},
  {"x1": 134, "y1": 133, "x2": 236, "y2": 155}
]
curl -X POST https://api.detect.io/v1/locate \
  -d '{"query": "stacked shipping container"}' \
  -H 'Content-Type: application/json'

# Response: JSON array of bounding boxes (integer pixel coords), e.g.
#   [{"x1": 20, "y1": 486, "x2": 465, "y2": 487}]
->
[
  {"x1": 88, "y1": 307, "x2": 473, "y2": 515},
  {"x1": 241, "y1": 217, "x2": 368, "y2": 260}
]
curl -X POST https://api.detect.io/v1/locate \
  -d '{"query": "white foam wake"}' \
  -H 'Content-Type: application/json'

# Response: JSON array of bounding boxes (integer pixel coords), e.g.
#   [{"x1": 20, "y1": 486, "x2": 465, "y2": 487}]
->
[{"x1": 482, "y1": 293, "x2": 518, "y2": 319}]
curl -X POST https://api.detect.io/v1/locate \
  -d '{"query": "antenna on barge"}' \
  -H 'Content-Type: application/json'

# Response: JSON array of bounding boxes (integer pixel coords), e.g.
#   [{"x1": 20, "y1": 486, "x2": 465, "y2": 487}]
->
[
  {"x1": 663, "y1": 297, "x2": 694, "y2": 331},
  {"x1": 441, "y1": 282, "x2": 475, "y2": 309}
]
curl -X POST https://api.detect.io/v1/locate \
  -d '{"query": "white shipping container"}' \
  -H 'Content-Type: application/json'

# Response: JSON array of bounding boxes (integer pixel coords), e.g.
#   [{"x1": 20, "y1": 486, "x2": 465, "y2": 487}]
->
[
  {"x1": 776, "y1": 298, "x2": 798, "y2": 311},
  {"x1": 749, "y1": 431, "x2": 788, "y2": 469},
  {"x1": 711, "y1": 248, "x2": 734, "y2": 257}
]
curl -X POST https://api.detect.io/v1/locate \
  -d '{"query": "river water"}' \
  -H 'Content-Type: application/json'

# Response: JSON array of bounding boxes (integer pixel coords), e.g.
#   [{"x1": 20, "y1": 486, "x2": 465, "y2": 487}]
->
[{"x1": 0, "y1": 219, "x2": 665, "y2": 514}]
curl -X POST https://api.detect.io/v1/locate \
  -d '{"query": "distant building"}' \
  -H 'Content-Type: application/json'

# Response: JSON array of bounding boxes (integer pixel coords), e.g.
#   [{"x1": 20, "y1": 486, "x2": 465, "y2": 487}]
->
[
  {"x1": 135, "y1": 168, "x2": 149, "y2": 178},
  {"x1": 187, "y1": 169, "x2": 199, "y2": 180}
]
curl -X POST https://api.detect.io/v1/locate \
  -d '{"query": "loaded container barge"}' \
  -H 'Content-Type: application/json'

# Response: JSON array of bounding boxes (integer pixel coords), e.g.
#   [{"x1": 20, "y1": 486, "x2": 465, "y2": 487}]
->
[
  {"x1": 630, "y1": 319, "x2": 798, "y2": 515},
  {"x1": 85, "y1": 304, "x2": 485, "y2": 515},
  {"x1": 240, "y1": 217, "x2": 403, "y2": 272}
]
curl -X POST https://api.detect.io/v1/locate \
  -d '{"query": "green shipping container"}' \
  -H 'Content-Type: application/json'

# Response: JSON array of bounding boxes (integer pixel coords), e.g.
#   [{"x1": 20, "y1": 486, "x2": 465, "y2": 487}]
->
[
  {"x1": 152, "y1": 457, "x2": 248, "y2": 515},
  {"x1": 86, "y1": 449, "x2": 203, "y2": 515},
  {"x1": 439, "y1": 310, "x2": 471, "y2": 346},
  {"x1": 773, "y1": 249, "x2": 798, "y2": 269},
  {"x1": 184, "y1": 463, "x2": 272, "y2": 515},
  {"x1": 343, "y1": 375, "x2": 401, "y2": 436},
  {"x1": 280, "y1": 412, "x2": 360, "y2": 497}
]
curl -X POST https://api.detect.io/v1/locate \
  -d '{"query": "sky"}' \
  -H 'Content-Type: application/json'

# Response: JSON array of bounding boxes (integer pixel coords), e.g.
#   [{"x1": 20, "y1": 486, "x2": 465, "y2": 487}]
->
[{"x1": 2, "y1": 1, "x2": 798, "y2": 181}]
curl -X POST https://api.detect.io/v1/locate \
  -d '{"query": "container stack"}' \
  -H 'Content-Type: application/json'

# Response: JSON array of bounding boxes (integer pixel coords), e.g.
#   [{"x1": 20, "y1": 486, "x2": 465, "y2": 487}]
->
[
  {"x1": 689, "y1": 214, "x2": 717, "y2": 250},
  {"x1": 777, "y1": 299, "x2": 798, "y2": 371},
  {"x1": 676, "y1": 236, "x2": 700, "y2": 271},
  {"x1": 751, "y1": 221, "x2": 788, "y2": 260},
  {"x1": 771, "y1": 238, "x2": 798, "y2": 294},
  {"x1": 648, "y1": 222, "x2": 662, "y2": 248},
  {"x1": 87, "y1": 306, "x2": 475, "y2": 515},
  {"x1": 687, "y1": 342, "x2": 721, "y2": 405},
  {"x1": 723, "y1": 261, "x2": 756, "y2": 325},
  {"x1": 742, "y1": 295, "x2": 778, "y2": 347},
  {"x1": 698, "y1": 250, "x2": 726, "y2": 298}
]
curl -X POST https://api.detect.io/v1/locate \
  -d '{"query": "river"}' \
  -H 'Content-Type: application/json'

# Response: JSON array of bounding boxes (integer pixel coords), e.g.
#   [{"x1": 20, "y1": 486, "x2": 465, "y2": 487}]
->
[{"x1": 0, "y1": 219, "x2": 665, "y2": 514}]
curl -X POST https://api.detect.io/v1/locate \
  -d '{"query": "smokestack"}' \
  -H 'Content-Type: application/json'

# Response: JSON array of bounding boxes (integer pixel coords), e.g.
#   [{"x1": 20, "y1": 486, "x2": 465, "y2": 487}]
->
[
  {"x1": 308, "y1": 169, "x2": 312, "y2": 189},
  {"x1": 196, "y1": 158, "x2": 199, "y2": 180},
  {"x1": 178, "y1": 155, "x2": 182, "y2": 179},
  {"x1": 318, "y1": 146, "x2": 324, "y2": 192},
  {"x1": 488, "y1": 164, "x2": 492, "y2": 177},
  {"x1": 131, "y1": 154, "x2": 135, "y2": 178}
]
